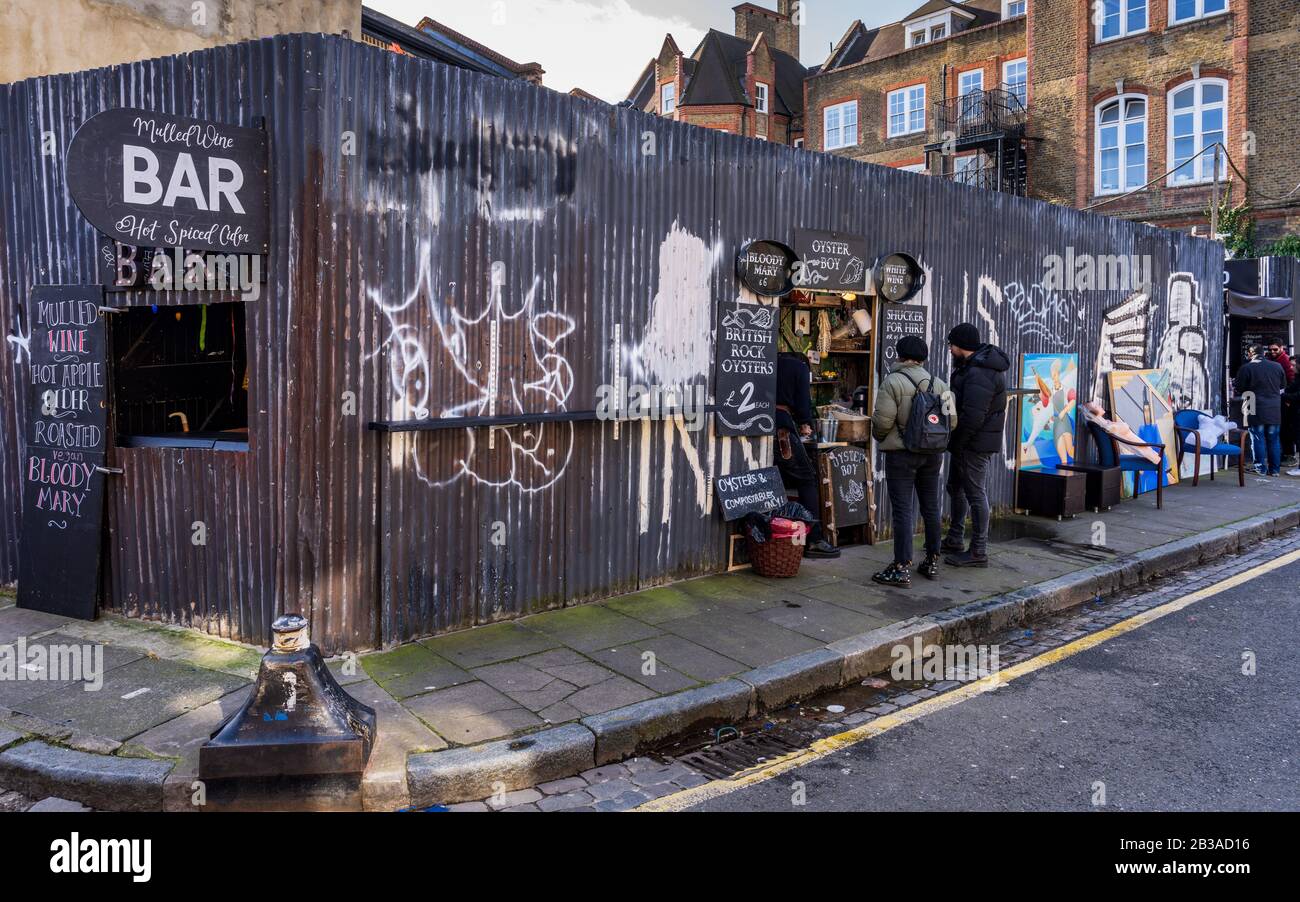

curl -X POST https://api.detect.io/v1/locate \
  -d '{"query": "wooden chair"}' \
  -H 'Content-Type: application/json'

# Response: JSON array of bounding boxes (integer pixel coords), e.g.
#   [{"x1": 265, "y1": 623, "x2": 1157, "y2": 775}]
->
[
  {"x1": 1172, "y1": 409, "x2": 1247, "y2": 488},
  {"x1": 1084, "y1": 418, "x2": 1166, "y2": 510}
]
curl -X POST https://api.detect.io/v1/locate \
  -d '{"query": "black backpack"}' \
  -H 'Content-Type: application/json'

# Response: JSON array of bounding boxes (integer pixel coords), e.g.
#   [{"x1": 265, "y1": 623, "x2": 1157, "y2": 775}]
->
[{"x1": 897, "y1": 371, "x2": 950, "y2": 453}]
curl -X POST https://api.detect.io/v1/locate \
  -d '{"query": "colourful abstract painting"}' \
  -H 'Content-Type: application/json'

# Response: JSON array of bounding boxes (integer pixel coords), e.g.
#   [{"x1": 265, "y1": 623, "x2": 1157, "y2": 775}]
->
[
  {"x1": 1020, "y1": 353, "x2": 1079, "y2": 471},
  {"x1": 1107, "y1": 368, "x2": 1179, "y2": 496}
]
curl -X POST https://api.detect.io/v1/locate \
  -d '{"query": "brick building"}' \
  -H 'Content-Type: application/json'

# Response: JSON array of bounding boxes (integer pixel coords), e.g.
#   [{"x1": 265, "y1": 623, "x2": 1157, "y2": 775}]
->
[
  {"x1": 626, "y1": 1, "x2": 808, "y2": 145},
  {"x1": 806, "y1": 1, "x2": 1029, "y2": 188},
  {"x1": 807, "y1": 0, "x2": 1300, "y2": 240}
]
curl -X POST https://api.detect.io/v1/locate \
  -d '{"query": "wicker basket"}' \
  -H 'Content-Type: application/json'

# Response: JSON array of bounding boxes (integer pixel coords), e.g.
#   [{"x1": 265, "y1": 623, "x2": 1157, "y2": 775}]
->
[{"x1": 746, "y1": 534, "x2": 805, "y2": 578}]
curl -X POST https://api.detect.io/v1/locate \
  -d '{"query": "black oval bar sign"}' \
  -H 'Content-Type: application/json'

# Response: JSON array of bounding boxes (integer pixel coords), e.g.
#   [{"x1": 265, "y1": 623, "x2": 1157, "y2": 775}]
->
[
  {"x1": 66, "y1": 108, "x2": 269, "y2": 255},
  {"x1": 874, "y1": 253, "x2": 925, "y2": 303},
  {"x1": 736, "y1": 239, "x2": 797, "y2": 298}
]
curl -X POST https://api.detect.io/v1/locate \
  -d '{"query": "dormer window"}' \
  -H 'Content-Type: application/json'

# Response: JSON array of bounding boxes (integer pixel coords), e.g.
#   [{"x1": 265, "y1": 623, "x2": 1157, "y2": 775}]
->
[
  {"x1": 661, "y1": 83, "x2": 676, "y2": 114},
  {"x1": 904, "y1": 10, "x2": 961, "y2": 48},
  {"x1": 1003, "y1": 0, "x2": 1027, "y2": 17},
  {"x1": 755, "y1": 82, "x2": 769, "y2": 114}
]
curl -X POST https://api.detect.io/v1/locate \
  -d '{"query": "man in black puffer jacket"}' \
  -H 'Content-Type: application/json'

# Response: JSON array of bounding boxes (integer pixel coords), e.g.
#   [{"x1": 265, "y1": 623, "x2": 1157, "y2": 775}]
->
[{"x1": 942, "y1": 323, "x2": 1010, "y2": 567}]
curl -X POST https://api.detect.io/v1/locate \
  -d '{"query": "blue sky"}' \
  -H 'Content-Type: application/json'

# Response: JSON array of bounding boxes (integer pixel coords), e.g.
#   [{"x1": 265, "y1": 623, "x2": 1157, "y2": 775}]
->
[{"x1": 369, "y1": 1, "x2": 923, "y2": 101}]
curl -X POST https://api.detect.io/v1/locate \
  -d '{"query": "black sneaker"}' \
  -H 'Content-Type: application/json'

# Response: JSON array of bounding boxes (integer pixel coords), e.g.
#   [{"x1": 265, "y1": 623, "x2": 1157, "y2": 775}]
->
[
  {"x1": 945, "y1": 550, "x2": 990, "y2": 568},
  {"x1": 917, "y1": 554, "x2": 940, "y2": 580},
  {"x1": 872, "y1": 562, "x2": 911, "y2": 588},
  {"x1": 804, "y1": 540, "x2": 842, "y2": 559},
  {"x1": 941, "y1": 537, "x2": 966, "y2": 554}
]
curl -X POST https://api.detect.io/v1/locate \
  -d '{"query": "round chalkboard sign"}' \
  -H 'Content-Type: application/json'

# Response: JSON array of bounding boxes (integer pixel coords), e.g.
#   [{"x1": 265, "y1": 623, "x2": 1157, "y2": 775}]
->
[
  {"x1": 736, "y1": 240, "x2": 797, "y2": 298},
  {"x1": 874, "y1": 253, "x2": 925, "y2": 303}
]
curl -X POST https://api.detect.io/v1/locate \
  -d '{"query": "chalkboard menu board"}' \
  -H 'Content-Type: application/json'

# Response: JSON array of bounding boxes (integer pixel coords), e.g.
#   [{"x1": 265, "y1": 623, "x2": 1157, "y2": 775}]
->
[
  {"x1": 878, "y1": 303, "x2": 929, "y2": 378},
  {"x1": 17, "y1": 285, "x2": 109, "y2": 621},
  {"x1": 715, "y1": 467, "x2": 787, "y2": 521},
  {"x1": 820, "y1": 445, "x2": 871, "y2": 529},
  {"x1": 715, "y1": 299, "x2": 778, "y2": 437},
  {"x1": 793, "y1": 229, "x2": 868, "y2": 293},
  {"x1": 736, "y1": 240, "x2": 797, "y2": 297}
]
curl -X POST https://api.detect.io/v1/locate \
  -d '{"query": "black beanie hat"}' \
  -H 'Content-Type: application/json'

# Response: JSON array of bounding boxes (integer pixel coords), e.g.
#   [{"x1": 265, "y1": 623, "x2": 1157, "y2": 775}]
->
[
  {"x1": 948, "y1": 323, "x2": 982, "y2": 352},
  {"x1": 896, "y1": 335, "x2": 928, "y2": 363}
]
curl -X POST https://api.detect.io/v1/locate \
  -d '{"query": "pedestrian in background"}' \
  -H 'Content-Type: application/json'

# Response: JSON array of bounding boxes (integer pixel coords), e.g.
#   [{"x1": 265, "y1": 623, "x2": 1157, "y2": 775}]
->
[
  {"x1": 870, "y1": 336, "x2": 956, "y2": 588},
  {"x1": 1235, "y1": 344, "x2": 1286, "y2": 477},
  {"x1": 942, "y1": 323, "x2": 1010, "y2": 568},
  {"x1": 1269, "y1": 343, "x2": 1299, "y2": 469}
]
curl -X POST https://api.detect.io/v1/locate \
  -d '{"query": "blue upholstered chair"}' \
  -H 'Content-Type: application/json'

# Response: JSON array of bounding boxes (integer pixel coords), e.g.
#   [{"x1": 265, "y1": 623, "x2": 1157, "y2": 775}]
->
[
  {"x1": 1085, "y1": 418, "x2": 1166, "y2": 510},
  {"x1": 1172, "y1": 409, "x2": 1246, "y2": 488}
]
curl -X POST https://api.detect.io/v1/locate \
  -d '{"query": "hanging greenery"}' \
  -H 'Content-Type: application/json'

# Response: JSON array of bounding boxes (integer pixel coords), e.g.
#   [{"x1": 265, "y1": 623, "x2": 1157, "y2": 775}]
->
[{"x1": 1210, "y1": 198, "x2": 1257, "y2": 259}]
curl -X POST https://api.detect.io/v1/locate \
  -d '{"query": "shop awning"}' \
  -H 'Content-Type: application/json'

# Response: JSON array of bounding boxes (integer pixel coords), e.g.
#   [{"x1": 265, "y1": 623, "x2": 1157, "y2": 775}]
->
[{"x1": 1226, "y1": 289, "x2": 1294, "y2": 320}]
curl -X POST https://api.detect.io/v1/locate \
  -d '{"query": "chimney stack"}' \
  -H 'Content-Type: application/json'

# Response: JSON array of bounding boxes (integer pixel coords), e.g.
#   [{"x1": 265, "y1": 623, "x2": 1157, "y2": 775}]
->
[{"x1": 733, "y1": 2, "x2": 800, "y2": 59}]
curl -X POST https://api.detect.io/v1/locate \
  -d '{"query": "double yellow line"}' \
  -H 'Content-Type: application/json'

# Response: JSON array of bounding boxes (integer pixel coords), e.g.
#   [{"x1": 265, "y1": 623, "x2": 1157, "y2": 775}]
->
[{"x1": 638, "y1": 546, "x2": 1300, "y2": 812}]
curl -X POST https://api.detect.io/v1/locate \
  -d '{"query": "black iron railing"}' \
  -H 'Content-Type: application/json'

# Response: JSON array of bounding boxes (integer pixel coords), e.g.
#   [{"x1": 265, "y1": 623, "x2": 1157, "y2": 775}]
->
[
  {"x1": 934, "y1": 151, "x2": 1028, "y2": 197},
  {"x1": 942, "y1": 158, "x2": 1001, "y2": 191},
  {"x1": 933, "y1": 87, "x2": 1026, "y2": 142}
]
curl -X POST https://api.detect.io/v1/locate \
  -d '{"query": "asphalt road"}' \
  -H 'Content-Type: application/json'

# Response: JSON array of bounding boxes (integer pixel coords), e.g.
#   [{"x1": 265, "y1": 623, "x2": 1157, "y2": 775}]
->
[{"x1": 693, "y1": 555, "x2": 1300, "y2": 812}]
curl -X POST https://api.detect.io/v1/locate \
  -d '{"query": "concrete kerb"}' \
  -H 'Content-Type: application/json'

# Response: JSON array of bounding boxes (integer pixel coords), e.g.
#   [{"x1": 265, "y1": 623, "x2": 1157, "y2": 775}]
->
[
  {"x1": 582, "y1": 679, "x2": 754, "y2": 766},
  {"x1": 403, "y1": 504, "x2": 1300, "y2": 808},
  {"x1": 4, "y1": 505, "x2": 1297, "y2": 811},
  {"x1": 0, "y1": 740, "x2": 173, "y2": 812},
  {"x1": 407, "y1": 723, "x2": 597, "y2": 808}
]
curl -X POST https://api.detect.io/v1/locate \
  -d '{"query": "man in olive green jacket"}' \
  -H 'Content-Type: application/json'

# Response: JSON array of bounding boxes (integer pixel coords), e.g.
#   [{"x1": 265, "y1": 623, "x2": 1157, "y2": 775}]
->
[{"x1": 870, "y1": 335, "x2": 956, "y2": 588}]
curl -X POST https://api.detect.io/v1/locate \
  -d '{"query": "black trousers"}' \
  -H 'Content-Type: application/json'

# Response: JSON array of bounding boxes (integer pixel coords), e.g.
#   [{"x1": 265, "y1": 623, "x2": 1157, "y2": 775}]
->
[
  {"x1": 1282, "y1": 397, "x2": 1298, "y2": 458},
  {"x1": 945, "y1": 449, "x2": 993, "y2": 556},
  {"x1": 884, "y1": 450, "x2": 943, "y2": 565},
  {"x1": 774, "y1": 416, "x2": 825, "y2": 544}
]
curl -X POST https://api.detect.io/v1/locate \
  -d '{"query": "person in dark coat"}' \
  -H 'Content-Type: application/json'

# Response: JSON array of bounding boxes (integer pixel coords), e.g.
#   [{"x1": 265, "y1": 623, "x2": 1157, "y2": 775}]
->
[
  {"x1": 1267, "y1": 342, "x2": 1298, "y2": 467},
  {"x1": 774, "y1": 353, "x2": 840, "y2": 559},
  {"x1": 942, "y1": 323, "x2": 1010, "y2": 567},
  {"x1": 1235, "y1": 344, "x2": 1286, "y2": 476}
]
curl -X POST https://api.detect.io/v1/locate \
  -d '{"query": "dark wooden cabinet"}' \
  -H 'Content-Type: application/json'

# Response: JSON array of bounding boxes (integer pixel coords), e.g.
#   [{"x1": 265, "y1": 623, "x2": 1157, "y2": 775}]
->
[
  {"x1": 1017, "y1": 467, "x2": 1087, "y2": 520},
  {"x1": 1059, "y1": 463, "x2": 1123, "y2": 512}
]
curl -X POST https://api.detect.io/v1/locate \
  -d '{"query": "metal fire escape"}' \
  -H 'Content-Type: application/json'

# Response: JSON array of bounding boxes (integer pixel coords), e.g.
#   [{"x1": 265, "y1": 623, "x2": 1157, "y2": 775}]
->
[{"x1": 924, "y1": 87, "x2": 1029, "y2": 196}]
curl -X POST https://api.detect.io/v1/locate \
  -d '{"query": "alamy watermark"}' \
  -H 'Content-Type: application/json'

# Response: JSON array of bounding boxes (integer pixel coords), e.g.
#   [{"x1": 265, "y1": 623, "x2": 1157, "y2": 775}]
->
[
  {"x1": 113, "y1": 245, "x2": 261, "y2": 300},
  {"x1": 890, "y1": 638, "x2": 1002, "y2": 682},
  {"x1": 1043, "y1": 247, "x2": 1152, "y2": 294},
  {"x1": 0, "y1": 638, "x2": 104, "y2": 691},
  {"x1": 595, "y1": 379, "x2": 707, "y2": 432}
]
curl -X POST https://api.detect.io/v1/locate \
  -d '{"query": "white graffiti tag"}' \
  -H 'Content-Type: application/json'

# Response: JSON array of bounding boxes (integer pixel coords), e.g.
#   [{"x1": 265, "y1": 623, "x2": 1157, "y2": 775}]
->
[
  {"x1": 1092, "y1": 292, "x2": 1152, "y2": 402},
  {"x1": 6, "y1": 319, "x2": 30, "y2": 369},
  {"x1": 1155, "y1": 273, "x2": 1209, "y2": 412},
  {"x1": 366, "y1": 181, "x2": 576, "y2": 494}
]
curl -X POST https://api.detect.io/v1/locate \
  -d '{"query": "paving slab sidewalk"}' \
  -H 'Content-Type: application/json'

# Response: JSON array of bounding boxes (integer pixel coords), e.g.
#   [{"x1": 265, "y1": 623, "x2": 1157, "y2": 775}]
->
[{"x1": 2, "y1": 473, "x2": 1299, "y2": 810}]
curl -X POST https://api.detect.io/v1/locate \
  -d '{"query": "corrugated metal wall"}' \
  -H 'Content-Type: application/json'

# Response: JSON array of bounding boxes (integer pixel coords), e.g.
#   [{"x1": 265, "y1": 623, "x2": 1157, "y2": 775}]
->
[
  {"x1": 0, "y1": 37, "x2": 383, "y2": 653},
  {"x1": 0, "y1": 35, "x2": 1224, "y2": 653}
]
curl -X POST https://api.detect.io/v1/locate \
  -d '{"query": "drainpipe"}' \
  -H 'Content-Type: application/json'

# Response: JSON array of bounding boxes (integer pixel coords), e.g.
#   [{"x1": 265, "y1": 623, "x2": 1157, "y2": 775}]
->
[{"x1": 940, "y1": 63, "x2": 949, "y2": 176}]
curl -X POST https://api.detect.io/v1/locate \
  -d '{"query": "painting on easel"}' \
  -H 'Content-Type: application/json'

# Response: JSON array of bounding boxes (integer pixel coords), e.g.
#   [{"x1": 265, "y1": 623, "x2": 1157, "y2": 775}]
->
[
  {"x1": 1019, "y1": 353, "x2": 1079, "y2": 471},
  {"x1": 1107, "y1": 369, "x2": 1179, "y2": 496}
]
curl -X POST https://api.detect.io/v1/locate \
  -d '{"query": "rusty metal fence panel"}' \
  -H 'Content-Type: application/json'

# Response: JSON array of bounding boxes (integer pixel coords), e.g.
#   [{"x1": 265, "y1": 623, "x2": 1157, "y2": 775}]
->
[{"x1": 0, "y1": 35, "x2": 1225, "y2": 652}]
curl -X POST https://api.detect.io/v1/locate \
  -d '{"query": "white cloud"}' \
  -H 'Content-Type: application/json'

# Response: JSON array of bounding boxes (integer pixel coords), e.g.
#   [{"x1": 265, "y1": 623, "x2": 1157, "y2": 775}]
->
[{"x1": 369, "y1": 0, "x2": 706, "y2": 102}]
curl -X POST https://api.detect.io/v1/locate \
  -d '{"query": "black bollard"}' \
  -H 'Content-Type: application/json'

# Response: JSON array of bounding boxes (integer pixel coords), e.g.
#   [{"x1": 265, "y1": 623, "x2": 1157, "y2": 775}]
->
[{"x1": 199, "y1": 614, "x2": 377, "y2": 811}]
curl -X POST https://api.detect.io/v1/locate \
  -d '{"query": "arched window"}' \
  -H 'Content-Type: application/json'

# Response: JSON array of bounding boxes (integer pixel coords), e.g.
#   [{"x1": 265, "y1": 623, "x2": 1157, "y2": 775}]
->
[
  {"x1": 1096, "y1": 95, "x2": 1147, "y2": 194},
  {"x1": 1168, "y1": 78, "x2": 1228, "y2": 185}
]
